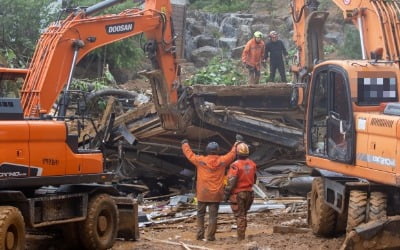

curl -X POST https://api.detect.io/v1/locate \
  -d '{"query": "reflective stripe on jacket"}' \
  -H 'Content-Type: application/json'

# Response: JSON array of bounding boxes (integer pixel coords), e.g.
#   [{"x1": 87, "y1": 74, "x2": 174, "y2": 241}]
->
[
  {"x1": 182, "y1": 143, "x2": 236, "y2": 202},
  {"x1": 227, "y1": 159, "x2": 257, "y2": 194}
]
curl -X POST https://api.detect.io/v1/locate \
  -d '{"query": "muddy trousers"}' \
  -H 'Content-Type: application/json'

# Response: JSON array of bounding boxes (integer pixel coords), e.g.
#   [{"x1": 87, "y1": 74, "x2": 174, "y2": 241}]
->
[
  {"x1": 269, "y1": 61, "x2": 286, "y2": 82},
  {"x1": 247, "y1": 66, "x2": 260, "y2": 85},
  {"x1": 196, "y1": 202, "x2": 219, "y2": 241},
  {"x1": 230, "y1": 191, "x2": 254, "y2": 240}
]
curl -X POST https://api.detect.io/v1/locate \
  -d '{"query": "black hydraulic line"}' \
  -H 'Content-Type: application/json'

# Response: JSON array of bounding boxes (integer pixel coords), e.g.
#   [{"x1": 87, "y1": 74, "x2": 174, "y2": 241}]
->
[{"x1": 84, "y1": 0, "x2": 126, "y2": 16}]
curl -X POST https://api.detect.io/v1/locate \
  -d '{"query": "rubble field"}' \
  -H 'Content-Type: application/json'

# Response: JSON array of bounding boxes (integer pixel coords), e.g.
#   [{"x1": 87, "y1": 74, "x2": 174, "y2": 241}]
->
[{"x1": 114, "y1": 209, "x2": 343, "y2": 250}]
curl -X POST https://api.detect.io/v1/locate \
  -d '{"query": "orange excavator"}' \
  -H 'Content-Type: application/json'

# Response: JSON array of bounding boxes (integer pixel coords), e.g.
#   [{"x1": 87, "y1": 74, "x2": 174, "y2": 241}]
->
[
  {"x1": 0, "y1": 0, "x2": 180, "y2": 249},
  {"x1": 290, "y1": 0, "x2": 400, "y2": 248}
]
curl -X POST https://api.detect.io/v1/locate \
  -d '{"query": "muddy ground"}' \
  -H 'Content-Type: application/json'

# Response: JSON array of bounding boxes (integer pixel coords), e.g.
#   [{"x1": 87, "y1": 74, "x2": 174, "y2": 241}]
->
[
  {"x1": 27, "y1": 209, "x2": 344, "y2": 249},
  {"x1": 113, "y1": 211, "x2": 344, "y2": 250}
]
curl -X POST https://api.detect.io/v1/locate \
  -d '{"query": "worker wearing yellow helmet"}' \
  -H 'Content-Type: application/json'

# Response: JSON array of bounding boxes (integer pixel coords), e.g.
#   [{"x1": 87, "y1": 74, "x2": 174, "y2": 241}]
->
[{"x1": 241, "y1": 31, "x2": 265, "y2": 85}]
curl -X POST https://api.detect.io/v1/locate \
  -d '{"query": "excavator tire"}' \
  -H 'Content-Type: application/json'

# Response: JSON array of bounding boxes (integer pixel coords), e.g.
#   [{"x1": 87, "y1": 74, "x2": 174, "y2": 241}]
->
[
  {"x1": 346, "y1": 190, "x2": 367, "y2": 232},
  {"x1": 368, "y1": 191, "x2": 387, "y2": 221},
  {"x1": 79, "y1": 194, "x2": 119, "y2": 250},
  {"x1": 0, "y1": 206, "x2": 25, "y2": 250},
  {"x1": 310, "y1": 177, "x2": 336, "y2": 236}
]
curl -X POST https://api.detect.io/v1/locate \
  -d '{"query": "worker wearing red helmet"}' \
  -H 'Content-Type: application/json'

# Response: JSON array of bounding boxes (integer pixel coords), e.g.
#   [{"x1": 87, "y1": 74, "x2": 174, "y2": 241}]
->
[
  {"x1": 265, "y1": 30, "x2": 288, "y2": 82},
  {"x1": 181, "y1": 139, "x2": 238, "y2": 241},
  {"x1": 224, "y1": 142, "x2": 257, "y2": 241}
]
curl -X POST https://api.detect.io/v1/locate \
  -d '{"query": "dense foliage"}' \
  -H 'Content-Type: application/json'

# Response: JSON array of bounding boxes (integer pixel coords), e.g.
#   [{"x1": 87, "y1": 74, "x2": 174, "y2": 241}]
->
[
  {"x1": 188, "y1": 0, "x2": 253, "y2": 13},
  {"x1": 0, "y1": 0, "x2": 57, "y2": 67},
  {"x1": 0, "y1": 0, "x2": 145, "y2": 73}
]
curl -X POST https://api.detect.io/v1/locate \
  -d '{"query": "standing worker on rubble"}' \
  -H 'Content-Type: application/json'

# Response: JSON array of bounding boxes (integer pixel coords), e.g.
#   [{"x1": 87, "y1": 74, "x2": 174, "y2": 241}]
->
[
  {"x1": 224, "y1": 142, "x2": 257, "y2": 241},
  {"x1": 265, "y1": 30, "x2": 288, "y2": 82},
  {"x1": 181, "y1": 139, "x2": 239, "y2": 241},
  {"x1": 241, "y1": 31, "x2": 265, "y2": 85}
]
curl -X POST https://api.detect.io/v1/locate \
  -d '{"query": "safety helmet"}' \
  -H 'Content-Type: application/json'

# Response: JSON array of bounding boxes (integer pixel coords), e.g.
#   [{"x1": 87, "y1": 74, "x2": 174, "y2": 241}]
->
[
  {"x1": 206, "y1": 142, "x2": 220, "y2": 154},
  {"x1": 269, "y1": 30, "x2": 278, "y2": 37},
  {"x1": 254, "y1": 31, "x2": 263, "y2": 38},
  {"x1": 237, "y1": 143, "x2": 249, "y2": 156}
]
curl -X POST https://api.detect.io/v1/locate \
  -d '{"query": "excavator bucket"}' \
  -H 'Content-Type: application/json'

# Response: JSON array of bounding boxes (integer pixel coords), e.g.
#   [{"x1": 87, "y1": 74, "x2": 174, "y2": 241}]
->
[{"x1": 340, "y1": 215, "x2": 400, "y2": 250}]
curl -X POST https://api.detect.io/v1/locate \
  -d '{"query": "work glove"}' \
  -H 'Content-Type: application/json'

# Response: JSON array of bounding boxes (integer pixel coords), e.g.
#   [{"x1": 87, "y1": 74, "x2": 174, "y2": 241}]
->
[{"x1": 181, "y1": 139, "x2": 188, "y2": 144}]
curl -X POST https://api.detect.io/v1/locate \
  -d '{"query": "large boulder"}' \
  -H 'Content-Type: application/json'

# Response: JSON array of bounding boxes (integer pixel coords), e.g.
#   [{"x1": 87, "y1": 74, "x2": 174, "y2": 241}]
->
[
  {"x1": 232, "y1": 46, "x2": 245, "y2": 59},
  {"x1": 218, "y1": 37, "x2": 238, "y2": 57},
  {"x1": 191, "y1": 46, "x2": 222, "y2": 67},
  {"x1": 195, "y1": 35, "x2": 217, "y2": 48}
]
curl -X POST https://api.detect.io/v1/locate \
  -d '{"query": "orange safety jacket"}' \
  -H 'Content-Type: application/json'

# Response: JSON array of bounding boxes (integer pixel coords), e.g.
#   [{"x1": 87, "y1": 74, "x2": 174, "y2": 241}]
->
[
  {"x1": 182, "y1": 143, "x2": 236, "y2": 202},
  {"x1": 241, "y1": 38, "x2": 265, "y2": 70},
  {"x1": 226, "y1": 159, "x2": 257, "y2": 194}
]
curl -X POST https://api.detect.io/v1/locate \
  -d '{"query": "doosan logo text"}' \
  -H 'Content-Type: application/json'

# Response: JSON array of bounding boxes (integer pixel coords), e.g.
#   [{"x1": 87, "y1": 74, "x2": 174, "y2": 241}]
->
[{"x1": 106, "y1": 22, "x2": 134, "y2": 34}]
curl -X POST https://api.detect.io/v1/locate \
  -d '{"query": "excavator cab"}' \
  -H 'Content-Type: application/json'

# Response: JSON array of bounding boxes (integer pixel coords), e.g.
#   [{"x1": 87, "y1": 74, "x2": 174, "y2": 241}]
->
[
  {"x1": 307, "y1": 63, "x2": 355, "y2": 164},
  {"x1": 305, "y1": 59, "x2": 400, "y2": 249}
]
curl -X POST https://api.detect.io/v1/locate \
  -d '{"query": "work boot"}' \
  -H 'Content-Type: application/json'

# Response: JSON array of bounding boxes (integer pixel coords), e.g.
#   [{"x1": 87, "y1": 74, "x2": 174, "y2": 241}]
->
[
  {"x1": 196, "y1": 217, "x2": 205, "y2": 240},
  {"x1": 237, "y1": 230, "x2": 245, "y2": 241},
  {"x1": 254, "y1": 75, "x2": 260, "y2": 85},
  {"x1": 249, "y1": 75, "x2": 255, "y2": 85},
  {"x1": 206, "y1": 236, "x2": 216, "y2": 241}
]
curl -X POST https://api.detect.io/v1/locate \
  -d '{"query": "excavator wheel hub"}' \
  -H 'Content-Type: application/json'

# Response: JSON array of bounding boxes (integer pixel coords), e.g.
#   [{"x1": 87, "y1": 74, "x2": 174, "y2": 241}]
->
[
  {"x1": 98, "y1": 215, "x2": 108, "y2": 233},
  {"x1": 6, "y1": 230, "x2": 15, "y2": 249}
]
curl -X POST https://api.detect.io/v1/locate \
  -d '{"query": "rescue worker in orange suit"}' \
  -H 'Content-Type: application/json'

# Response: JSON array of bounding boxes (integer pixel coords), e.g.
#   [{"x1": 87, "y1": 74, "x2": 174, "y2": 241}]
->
[
  {"x1": 224, "y1": 142, "x2": 257, "y2": 241},
  {"x1": 241, "y1": 31, "x2": 265, "y2": 85},
  {"x1": 265, "y1": 30, "x2": 288, "y2": 82},
  {"x1": 181, "y1": 139, "x2": 238, "y2": 241}
]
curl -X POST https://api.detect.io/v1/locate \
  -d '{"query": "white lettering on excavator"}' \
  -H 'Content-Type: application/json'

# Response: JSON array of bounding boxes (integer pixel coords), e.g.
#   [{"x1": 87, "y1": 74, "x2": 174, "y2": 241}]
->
[
  {"x1": 0, "y1": 172, "x2": 27, "y2": 177},
  {"x1": 357, "y1": 153, "x2": 396, "y2": 167},
  {"x1": 371, "y1": 156, "x2": 396, "y2": 167},
  {"x1": 106, "y1": 23, "x2": 134, "y2": 34}
]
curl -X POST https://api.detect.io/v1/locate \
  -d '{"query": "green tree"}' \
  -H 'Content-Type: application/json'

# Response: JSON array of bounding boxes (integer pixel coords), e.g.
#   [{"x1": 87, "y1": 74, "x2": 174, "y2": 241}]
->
[
  {"x1": 0, "y1": 0, "x2": 145, "y2": 78},
  {"x1": 0, "y1": 0, "x2": 55, "y2": 67}
]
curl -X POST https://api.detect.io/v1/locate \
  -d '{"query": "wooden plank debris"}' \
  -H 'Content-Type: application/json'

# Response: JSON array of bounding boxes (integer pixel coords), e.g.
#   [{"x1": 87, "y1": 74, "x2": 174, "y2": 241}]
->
[
  {"x1": 272, "y1": 225, "x2": 310, "y2": 234},
  {"x1": 141, "y1": 236, "x2": 211, "y2": 250}
]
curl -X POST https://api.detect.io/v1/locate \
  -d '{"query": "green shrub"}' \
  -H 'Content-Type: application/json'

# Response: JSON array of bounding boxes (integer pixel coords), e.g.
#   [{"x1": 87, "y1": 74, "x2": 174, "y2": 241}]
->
[{"x1": 186, "y1": 57, "x2": 246, "y2": 85}]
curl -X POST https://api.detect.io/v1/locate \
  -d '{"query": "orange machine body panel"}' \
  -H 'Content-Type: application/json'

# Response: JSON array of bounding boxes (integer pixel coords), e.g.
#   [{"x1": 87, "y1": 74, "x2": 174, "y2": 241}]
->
[
  {"x1": 0, "y1": 121, "x2": 102, "y2": 178},
  {"x1": 305, "y1": 60, "x2": 400, "y2": 187}
]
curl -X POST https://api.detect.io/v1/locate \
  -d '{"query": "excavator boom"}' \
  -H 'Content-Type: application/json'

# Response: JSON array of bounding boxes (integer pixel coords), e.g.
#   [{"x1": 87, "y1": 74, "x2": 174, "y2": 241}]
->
[
  {"x1": 290, "y1": 0, "x2": 400, "y2": 82},
  {"x1": 20, "y1": 0, "x2": 178, "y2": 125}
]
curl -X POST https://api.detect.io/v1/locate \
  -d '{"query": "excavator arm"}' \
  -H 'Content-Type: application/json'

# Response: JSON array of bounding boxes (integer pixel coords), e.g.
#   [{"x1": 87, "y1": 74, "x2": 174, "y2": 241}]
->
[
  {"x1": 290, "y1": 0, "x2": 400, "y2": 82},
  {"x1": 20, "y1": 0, "x2": 179, "y2": 128}
]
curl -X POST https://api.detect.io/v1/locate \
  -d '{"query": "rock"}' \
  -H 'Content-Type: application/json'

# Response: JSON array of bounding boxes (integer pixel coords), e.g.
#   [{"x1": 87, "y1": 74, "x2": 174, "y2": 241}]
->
[
  {"x1": 194, "y1": 35, "x2": 217, "y2": 48},
  {"x1": 218, "y1": 37, "x2": 237, "y2": 51},
  {"x1": 325, "y1": 31, "x2": 343, "y2": 44},
  {"x1": 232, "y1": 46, "x2": 245, "y2": 59},
  {"x1": 237, "y1": 25, "x2": 253, "y2": 46},
  {"x1": 244, "y1": 241, "x2": 259, "y2": 250},
  {"x1": 191, "y1": 46, "x2": 222, "y2": 67},
  {"x1": 251, "y1": 24, "x2": 270, "y2": 38}
]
